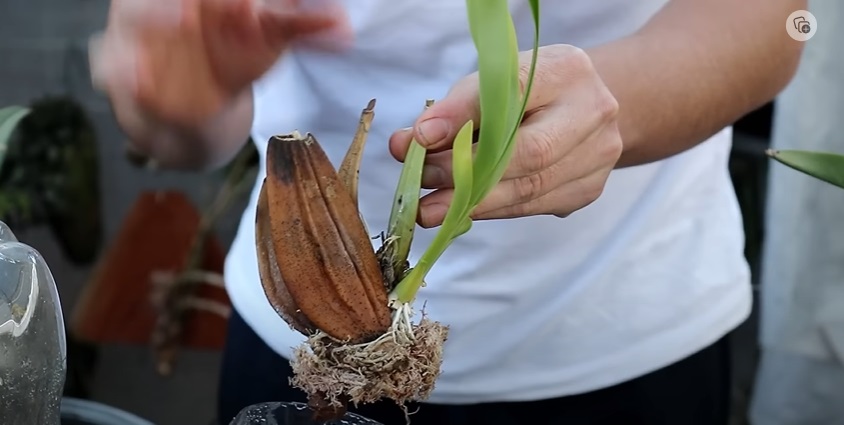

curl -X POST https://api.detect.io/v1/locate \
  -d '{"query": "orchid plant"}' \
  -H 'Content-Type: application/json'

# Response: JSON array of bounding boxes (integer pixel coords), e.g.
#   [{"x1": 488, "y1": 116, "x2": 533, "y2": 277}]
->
[{"x1": 386, "y1": 0, "x2": 541, "y2": 306}]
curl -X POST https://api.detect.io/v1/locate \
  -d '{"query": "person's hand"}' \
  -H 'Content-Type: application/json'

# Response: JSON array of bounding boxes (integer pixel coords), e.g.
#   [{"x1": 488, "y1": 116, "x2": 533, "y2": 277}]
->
[
  {"x1": 389, "y1": 45, "x2": 624, "y2": 228},
  {"x1": 91, "y1": 0, "x2": 352, "y2": 128}
]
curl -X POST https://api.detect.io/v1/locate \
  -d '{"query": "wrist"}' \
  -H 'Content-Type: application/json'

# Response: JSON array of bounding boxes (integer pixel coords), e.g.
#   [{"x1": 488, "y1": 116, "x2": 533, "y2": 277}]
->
[{"x1": 584, "y1": 35, "x2": 648, "y2": 168}]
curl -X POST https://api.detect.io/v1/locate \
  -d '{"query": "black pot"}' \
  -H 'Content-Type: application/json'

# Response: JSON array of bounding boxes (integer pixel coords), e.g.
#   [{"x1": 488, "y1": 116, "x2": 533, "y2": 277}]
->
[{"x1": 229, "y1": 402, "x2": 383, "y2": 425}]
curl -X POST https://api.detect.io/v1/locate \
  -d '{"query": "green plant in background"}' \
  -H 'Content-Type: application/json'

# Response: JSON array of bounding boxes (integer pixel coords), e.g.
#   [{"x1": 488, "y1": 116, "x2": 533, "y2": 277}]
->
[
  {"x1": 0, "y1": 106, "x2": 32, "y2": 220},
  {"x1": 0, "y1": 106, "x2": 30, "y2": 164},
  {"x1": 0, "y1": 96, "x2": 103, "y2": 264},
  {"x1": 767, "y1": 148, "x2": 844, "y2": 189}
]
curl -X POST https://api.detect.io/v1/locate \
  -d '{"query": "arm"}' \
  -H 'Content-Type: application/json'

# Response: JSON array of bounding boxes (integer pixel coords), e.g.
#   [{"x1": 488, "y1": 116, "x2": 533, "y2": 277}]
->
[
  {"x1": 111, "y1": 88, "x2": 254, "y2": 172},
  {"x1": 587, "y1": 0, "x2": 806, "y2": 168}
]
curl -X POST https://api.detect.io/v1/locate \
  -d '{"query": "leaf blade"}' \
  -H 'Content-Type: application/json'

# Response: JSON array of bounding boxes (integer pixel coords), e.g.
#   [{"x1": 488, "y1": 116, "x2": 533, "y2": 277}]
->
[
  {"x1": 485, "y1": 0, "x2": 541, "y2": 195},
  {"x1": 767, "y1": 148, "x2": 844, "y2": 189},
  {"x1": 0, "y1": 106, "x2": 31, "y2": 174},
  {"x1": 381, "y1": 138, "x2": 427, "y2": 285},
  {"x1": 467, "y1": 0, "x2": 523, "y2": 205}
]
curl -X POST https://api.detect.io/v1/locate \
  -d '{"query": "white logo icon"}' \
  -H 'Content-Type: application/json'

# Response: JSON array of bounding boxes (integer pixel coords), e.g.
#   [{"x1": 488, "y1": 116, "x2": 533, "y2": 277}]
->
[{"x1": 787, "y1": 10, "x2": 817, "y2": 41}]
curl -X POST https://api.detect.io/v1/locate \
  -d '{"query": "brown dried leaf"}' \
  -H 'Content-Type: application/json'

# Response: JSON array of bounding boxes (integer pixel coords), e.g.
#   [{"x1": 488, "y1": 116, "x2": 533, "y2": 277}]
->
[
  {"x1": 337, "y1": 98, "x2": 376, "y2": 204},
  {"x1": 259, "y1": 132, "x2": 391, "y2": 343},
  {"x1": 255, "y1": 181, "x2": 317, "y2": 335}
]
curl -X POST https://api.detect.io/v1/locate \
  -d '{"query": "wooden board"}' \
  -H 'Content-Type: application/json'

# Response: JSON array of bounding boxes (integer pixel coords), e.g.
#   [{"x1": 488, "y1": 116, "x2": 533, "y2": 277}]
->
[{"x1": 69, "y1": 190, "x2": 231, "y2": 350}]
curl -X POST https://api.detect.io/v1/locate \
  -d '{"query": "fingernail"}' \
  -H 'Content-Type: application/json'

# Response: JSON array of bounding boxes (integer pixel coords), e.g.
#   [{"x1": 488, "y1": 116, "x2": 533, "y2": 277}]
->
[
  {"x1": 422, "y1": 165, "x2": 446, "y2": 187},
  {"x1": 416, "y1": 118, "x2": 449, "y2": 147}
]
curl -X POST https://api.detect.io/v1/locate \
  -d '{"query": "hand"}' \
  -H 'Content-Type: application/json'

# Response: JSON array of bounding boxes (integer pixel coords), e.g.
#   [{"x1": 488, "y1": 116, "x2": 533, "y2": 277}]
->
[
  {"x1": 389, "y1": 45, "x2": 623, "y2": 228},
  {"x1": 91, "y1": 0, "x2": 351, "y2": 128}
]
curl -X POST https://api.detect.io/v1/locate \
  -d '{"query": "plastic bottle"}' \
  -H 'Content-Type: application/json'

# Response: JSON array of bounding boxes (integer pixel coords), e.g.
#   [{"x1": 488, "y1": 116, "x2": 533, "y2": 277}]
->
[{"x1": 0, "y1": 221, "x2": 67, "y2": 425}]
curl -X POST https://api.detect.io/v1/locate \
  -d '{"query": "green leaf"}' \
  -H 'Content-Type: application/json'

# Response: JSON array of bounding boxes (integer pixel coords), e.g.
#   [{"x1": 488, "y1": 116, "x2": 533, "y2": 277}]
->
[
  {"x1": 382, "y1": 138, "x2": 427, "y2": 281},
  {"x1": 767, "y1": 148, "x2": 844, "y2": 189},
  {"x1": 467, "y1": 0, "x2": 522, "y2": 204},
  {"x1": 381, "y1": 100, "x2": 438, "y2": 286},
  {"x1": 489, "y1": 0, "x2": 540, "y2": 191},
  {"x1": 467, "y1": 3, "x2": 512, "y2": 206},
  {"x1": 469, "y1": 0, "x2": 541, "y2": 207},
  {"x1": 0, "y1": 106, "x2": 31, "y2": 174}
]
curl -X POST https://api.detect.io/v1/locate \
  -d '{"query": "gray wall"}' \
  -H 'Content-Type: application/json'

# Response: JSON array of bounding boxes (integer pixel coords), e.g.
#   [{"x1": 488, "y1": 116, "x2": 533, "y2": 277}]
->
[
  {"x1": 1, "y1": 0, "x2": 249, "y2": 423},
  {"x1": 749, "y1": 2, "x2": 844, "y2": 424}
]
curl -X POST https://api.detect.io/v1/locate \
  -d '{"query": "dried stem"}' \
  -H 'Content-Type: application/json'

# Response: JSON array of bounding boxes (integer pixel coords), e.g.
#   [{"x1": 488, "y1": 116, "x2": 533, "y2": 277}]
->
[
  {"x1": 149, "y1": 144, "x2": 257, "y2": 375},
  {"x1": 338, "y1": 99, "x2": 376, "y2": 205},
  {"x1": 180, "y1": 297, "x2": 231, "y2": 318}
]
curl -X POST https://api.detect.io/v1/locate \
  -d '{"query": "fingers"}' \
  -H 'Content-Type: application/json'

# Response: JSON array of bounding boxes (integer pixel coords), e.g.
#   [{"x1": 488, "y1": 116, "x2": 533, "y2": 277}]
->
[
  {"x1": 409, "y1": 108, "x2": 569, "y2": 189},
  {"x1": 388, "y1": 127, "x2": 478, "y2": 187},
  {"x1": 110, "y1": 0, "x2": 185, "y2": 30},
  {"x1": 409, "y1": 75, "x2": 481, "y2": 151},
  {"x1": 470, "y1": 124, "x2": 617, "y2": 218},
  {"x1": 419, "y1": 144, "x2": 478, "y2": 189},
  {"x1": 415, "y1": 121, "x2": 621, "y2": 227},
  {"x1": 416, "y1": 167, "x2": 608, "y2": 228},
  {"x1": 415, "y1": 188, "x2": 453, "y2": 228},
  {"x1": 472, "y1": 169, "x2": 611, "y2": 220},
  {"x1": 400, "y1": 46, "x2": 586, "y2": 153},
  {"x1": 501, "y1": 104, "x2": 595, "y2": 180},
  {"x1": 388, "y1": 45, "x2": 624, "y2": 227},
  {"x1": 388, "y1": 127, "x2": 414, "y2": 162},
  {"x1": 89, "y1": 30, "x2": 139, "y2": 95},
  {"x1": 399, "y1": 57, "x2": 618, "y2": 189},
  {"x1": 259, "y1": 9, "x2": 347, "y2": 43},
  {"x1": 205, "y1": 0, "x2": 262, "y2": 49},
  {"x1": 207, "y1": 0, "x2": 341, "y2": 48},
  {"x1": 388, "y1": 45, "x2": 599, "y2": 167},
  {"x1": 412, "y1": 103, "x2": 596, "y2": 190},
  {"x1": 260, "y1": 0, "x2": 353, "y2": 50}
]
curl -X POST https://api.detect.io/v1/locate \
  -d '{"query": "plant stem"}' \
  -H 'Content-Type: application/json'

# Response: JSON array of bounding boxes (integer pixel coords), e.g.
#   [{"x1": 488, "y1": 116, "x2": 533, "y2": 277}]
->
[
  {"x1": 390, "y1": 121, "x2": 476, "y2": 305},
  {"x1": 379, "y1": 100, "x2": 434, "y2": 288},
  {"x1": 150, "y1": 144, "x2": 257, "y2": 373}
]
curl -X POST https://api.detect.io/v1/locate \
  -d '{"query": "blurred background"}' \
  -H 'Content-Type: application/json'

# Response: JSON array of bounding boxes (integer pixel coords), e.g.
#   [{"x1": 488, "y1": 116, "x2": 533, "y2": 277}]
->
[
  {"x1": 0, "y1": 1, "x2": 840, "y2": 424},
  {"x1": 0, "y1": 1, "x2": 252, "y2": 424}
]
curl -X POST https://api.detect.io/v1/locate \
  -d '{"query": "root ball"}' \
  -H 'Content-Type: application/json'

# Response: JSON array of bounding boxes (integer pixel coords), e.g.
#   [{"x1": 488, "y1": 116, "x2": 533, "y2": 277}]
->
[{"x1": 289, "y1": 315, "x2": 449, "y2": 412}]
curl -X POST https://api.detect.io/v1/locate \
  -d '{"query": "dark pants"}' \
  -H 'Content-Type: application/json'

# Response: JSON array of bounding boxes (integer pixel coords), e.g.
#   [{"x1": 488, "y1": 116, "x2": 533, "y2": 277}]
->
[{"x1": 217, "y1": 309, "x2": 732, "y2": 425}]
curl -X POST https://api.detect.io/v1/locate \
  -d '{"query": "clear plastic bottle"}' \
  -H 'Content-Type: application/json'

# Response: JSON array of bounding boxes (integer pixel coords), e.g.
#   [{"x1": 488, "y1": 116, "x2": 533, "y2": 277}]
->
[
  {"x1": 0, "y1": 221, "x2": 67, "y2": 425},
  {"x1": 228, "y1": 402, "x2": 384, "y2": 425}
]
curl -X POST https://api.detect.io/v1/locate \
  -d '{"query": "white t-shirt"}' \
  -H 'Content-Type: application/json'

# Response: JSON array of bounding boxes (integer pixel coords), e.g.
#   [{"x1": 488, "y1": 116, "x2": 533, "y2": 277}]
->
[{"x1": 224, "y1": 0, "x2": 751, "y2": 404}]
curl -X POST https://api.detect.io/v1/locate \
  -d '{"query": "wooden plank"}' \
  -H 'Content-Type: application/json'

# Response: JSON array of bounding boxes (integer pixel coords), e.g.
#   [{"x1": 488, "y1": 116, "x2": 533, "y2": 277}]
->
[{"x1": 69, "y1": 190, "x2": 230, "y2": 351}]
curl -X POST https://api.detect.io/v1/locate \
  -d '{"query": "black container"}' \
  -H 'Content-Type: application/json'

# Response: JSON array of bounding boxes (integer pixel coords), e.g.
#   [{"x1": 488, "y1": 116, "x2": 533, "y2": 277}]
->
[{"x1": 229, "y1": 402, "x2": 383, "y2": 425}]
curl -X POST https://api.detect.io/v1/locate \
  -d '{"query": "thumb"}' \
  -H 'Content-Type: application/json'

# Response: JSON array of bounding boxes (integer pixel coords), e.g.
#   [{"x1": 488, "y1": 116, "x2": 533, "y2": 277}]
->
[{"x1": 412, "y1": 74, "x2": 480, "y2": 152}]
